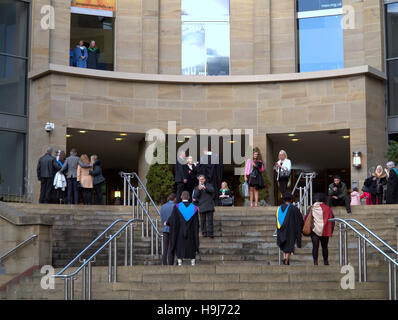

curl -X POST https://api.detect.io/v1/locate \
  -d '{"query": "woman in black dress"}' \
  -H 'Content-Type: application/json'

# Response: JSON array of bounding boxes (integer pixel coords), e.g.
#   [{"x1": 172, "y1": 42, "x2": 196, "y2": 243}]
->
[{"x1": 244, "y1": 151, "x2": 265, "y2": 207}]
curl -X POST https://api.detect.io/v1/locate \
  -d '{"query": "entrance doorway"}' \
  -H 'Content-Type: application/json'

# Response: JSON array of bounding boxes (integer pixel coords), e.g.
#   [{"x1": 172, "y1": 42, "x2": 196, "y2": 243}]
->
[
  {"x1": 267, "y1": 129, "x2": 351, "y2": 204},
  {"x1": 66, "y1": 128, "x2": 145, "y2": 205}
]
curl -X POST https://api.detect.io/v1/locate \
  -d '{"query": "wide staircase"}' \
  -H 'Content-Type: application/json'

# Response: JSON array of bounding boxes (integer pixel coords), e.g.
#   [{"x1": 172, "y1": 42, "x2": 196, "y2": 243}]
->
[{"x1": 1, "y1": 202, "x2": 397, "y2": 300}]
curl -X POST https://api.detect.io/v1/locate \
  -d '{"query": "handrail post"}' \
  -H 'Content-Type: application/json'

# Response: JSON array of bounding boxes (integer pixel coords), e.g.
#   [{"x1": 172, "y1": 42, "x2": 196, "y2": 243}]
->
[
  {"x1": 88, "y1": 260, "x2": 92, "y2": 300},
  {"x1": 363, "y1": 237, "x2": 367, "y2": 282},
  {"x1": 70, "y1": 278, "x2": 74, "y2": 301},
  {"x1": 146, "y1": 210, "x2": 149, "y2": 237},
  {"x1": 338, "y1": 223, "x2": 343, "y2": 266},
  {"x1": 393, "y1": 261, "x2": 397, "y2": 300},
  {"x1": 141, "y1": 198, "x2": 144, "y2": 238},
  {"x1": 389, "y1": 261, "x2": 392, "y2": 300},
  {"x1": 113, "y1": 237, "x2": 117, "y2": 283},
  {"x1": 344, "y1": 224, "x2": 348, "y2": 265},
  {"x1": 155, "y1": 219, "x2": 159, "y2": 257},
  {"x1": 358, "y1": 235, "x2": 362, "y2": 282},
  {"x1": 132, "y1": 188, "x2": 135, "y2": 218},
  {"x1": 108, "y1": 239, "x2": 112, "y2": 283},
  {"x1": 124, "y1": 227, "x2": 128, "y2": 266},
  {"x1": 64, "y1": 278, "x2": 69, "y2": 300},
  {"x1": 151, "y1": 224, "x2": 154, "y2": 257},
  {"x1": 82, "y1": 259, "x2": 86, "y2": 300},
  {"x1": 123, "y1": 176, "x2": 126, "y2": 206},
  {"x1": 278, "y1": 247, "x2": 281, "y2": 265},
  {"x1": 129, "y1": 223, "x2": 133, "y2": 266},
  {"x1": 127, "y1": 175, "x2": 131, "y2": 206}
]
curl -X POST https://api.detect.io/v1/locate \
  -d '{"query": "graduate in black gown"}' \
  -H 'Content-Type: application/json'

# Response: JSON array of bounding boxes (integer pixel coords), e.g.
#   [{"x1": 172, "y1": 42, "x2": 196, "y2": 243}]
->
[
  {"x1": 167, "y1": 191, "x2": 200, "y2": 266},
  {"x1": 276, "y1": 193, "x2": 303, "y2": 265}
]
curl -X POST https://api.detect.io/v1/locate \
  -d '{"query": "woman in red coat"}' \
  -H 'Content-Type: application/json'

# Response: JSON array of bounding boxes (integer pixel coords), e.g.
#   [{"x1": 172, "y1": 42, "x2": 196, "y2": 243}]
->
[{"x1": 304, "y1": 193, "x2": 335, "y2": 266}]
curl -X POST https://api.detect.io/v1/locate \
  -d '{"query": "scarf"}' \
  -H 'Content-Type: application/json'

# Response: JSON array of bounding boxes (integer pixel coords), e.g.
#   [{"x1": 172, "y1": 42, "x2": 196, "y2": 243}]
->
[{"x1": 276, "y1": 204, "x2": 290, "y2": 229}]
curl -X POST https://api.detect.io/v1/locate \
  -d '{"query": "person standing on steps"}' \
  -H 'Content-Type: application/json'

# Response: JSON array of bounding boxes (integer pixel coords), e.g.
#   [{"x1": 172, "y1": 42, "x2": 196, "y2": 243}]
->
[
  {"x1": 275, "y1": 150, "x2": 291, "y2": 198},
  {"x1": 167, "y1": 191, "x2": 200, "y2": 266},
  {"x1": 89, "y1": 155, "x2": 105, "y2": 205},
  {"x1": 77, "y1": 154, "x2": 93, "y2": 205},
  {"x1": 192, "y1": 174, "x2": 215, "y2": 238},
  {"x1": 326, "y1": 175, "x2": 351, "y2": 214},
  {"x1": 37, "y1": 147, "x2": 62, "y2": 204},
  {"x1": 244, "y1": 150, "x2": 265, "y2": 207},
  {"x1": 60, "y1": 148, "x2": 92, "y2": 204},
  {"x1": 160, "y1": 193, "x2": 177, "y2": 265},
  {"x1": 385, "y1": 161, "x2": 398, "y2": 204},
  {"x1": 305, "y1": 193, "x2": 334, "y2": 266},
  {"x1": 276, "y1": 193, "x2": 303, "y2": 265},
  {"x1": 364, "y1": 165, "x2": 387, "y2": 205},
  {"x1": 175, "y1": 151, "x2": 188, "y2": 203},
  {"x1": 185, "y1": 155, "x2": 197, "y2": 200}
]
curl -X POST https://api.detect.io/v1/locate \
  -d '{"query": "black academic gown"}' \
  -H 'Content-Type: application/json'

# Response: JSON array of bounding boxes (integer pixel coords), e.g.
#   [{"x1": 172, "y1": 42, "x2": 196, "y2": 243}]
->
[
  {"x1": 168, "y1": 202, "x2": 200, "y2": 259},
  {"x1": 386, "y1": 169, "x2": 398, "y2": 204},
  {"x1": 276, "y1": 204, "x2": 303, "y2": 254}
]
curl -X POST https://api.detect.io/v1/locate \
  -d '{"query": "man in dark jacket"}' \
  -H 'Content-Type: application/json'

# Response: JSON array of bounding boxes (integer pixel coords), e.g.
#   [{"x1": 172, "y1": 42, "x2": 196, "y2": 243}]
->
[
  {"x1": 37, "y1": 147, "x2": 62, "y2": 203},
  {"x1": 385, "y1": 161, "x2": 398, "y2": 204},
  {"x1": 326, "y1": 175, "x2": 351, "y2": 214},
  {"x1": 175, "y1": 151, "x2": 188, "y2": 203},
  {"x1": 60, "y1": 148, "x2": 91, "y2": 204},
  {"x1": 192, "y1": 174, "x2": 215, "y2": 238},
  {"x1": 89, "y1": 155, "x2": 105, "y2": 205}
]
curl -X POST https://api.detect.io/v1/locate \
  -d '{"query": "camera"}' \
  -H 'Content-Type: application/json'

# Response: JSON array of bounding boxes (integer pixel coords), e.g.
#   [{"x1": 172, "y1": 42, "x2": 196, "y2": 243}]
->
[{"x1": 45, "y1": 122, "x2": 55, "y2": 132}]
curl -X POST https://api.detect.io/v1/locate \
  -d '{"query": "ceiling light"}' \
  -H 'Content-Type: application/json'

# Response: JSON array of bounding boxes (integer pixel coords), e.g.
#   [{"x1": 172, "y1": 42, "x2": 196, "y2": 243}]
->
[
  {"x1": 114, "y1": 138, "x2": 123, "y2": 142},
  {"x1": 184, "y1": 136, "x2": 191, "y2": 139},
  {"x1": 78, "y1": 130, "x2": 87, "y2": 134},
  {"x1": 66, "y1": 134, "x2": 72, "y2": 138},
  {"x1": 288, "y1": 133, "x2": 296, "y2": 137},
  {"x1": 291, "y1": 138, "x2": 299, "y2": 142},
  {"x1": 120, "y1": 133, "x2": 128, "y2": 136},
  {"x1": 342, "y1": 135, "x2": 350, "y2": 139},
  {"x1": 229, "y1": 140, "x2": 236, "y2": 144}
]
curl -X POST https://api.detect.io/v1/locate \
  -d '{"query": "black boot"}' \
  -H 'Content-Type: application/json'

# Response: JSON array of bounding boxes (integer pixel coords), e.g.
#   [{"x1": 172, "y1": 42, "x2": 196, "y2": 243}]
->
[{"x1": 314, "y1": 260, "x2": 318, "y2": 266}]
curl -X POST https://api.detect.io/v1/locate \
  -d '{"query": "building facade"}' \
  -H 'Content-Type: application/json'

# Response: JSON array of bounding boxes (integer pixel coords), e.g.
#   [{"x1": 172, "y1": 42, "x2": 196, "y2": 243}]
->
[{"x1": 1, "y1": 0, "x2": 396, "y2": 204}]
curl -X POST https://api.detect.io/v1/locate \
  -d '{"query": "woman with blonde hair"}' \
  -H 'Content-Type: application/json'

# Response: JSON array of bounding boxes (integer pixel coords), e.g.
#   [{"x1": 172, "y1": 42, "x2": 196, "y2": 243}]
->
[
  {"x1": 77, "y1": 154, "x2": 93, "y2": 204},
  {"x1": 275, "y1": 150, "x2": 291, "y2": 197},
  {"x1": 364, "y1": 165, "x2": 387, "y2": 205}
]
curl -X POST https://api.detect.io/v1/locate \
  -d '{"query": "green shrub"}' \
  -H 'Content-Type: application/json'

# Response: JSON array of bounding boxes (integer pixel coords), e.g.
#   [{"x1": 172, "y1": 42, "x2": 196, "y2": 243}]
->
[
  {"x1": 387, "y1": 140, "x2": 398, "y2": 166},
  {"x1": 145, "y1": 142, "x2": 175, "y2": 205}
]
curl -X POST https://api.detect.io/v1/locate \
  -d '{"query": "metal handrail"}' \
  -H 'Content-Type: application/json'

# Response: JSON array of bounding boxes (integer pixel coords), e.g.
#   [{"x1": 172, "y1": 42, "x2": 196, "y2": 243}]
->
[
  {"x1": 55, "y1": 219, "x2": 126, "y2": 276},
  {"x1": 291, "y1": 172, "x2": 304, "y2": 196},
  {"x1": 121, "y1": 172, "x2": 161, "y2": 217},
  {"x1": 125, "y1": 176, "x2": 163, "y2": 238},
  {"x1": 329, "y1": 218, "x2": 397, "y2": 300},
  {"x1": 54, "y1": 218, "x2": 137, "y2": 300},
  {"x1": 345, "y1": 218, "x2": 398, "y2": 256},
  {"x1": 0, "y1": 234, "x2": 37, "y2": 263}
]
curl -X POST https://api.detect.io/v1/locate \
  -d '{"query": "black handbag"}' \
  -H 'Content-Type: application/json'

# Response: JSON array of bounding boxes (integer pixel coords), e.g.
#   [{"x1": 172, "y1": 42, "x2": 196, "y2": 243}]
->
[{"x1": 221, "y1": 197, "x2": 233, "y2": 206}]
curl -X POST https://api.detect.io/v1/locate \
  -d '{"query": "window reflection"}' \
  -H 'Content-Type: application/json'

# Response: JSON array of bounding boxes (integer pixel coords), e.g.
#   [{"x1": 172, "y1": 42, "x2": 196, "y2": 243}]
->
[
  {"x1": 298, "y1": 15, "x2": 344, "y2": 72},
  {"x1": 297, "y1": 0, "x2": 342, "y2": 12},
  {"x1": 181, "y1": 0, "x2": 230, "y2": 76}
]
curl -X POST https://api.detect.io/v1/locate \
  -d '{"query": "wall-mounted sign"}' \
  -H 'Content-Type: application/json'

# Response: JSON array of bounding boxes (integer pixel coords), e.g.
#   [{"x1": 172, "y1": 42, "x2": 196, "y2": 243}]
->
[{"x1": 71, "y1": 0, "x2": 115, "y2": 11}]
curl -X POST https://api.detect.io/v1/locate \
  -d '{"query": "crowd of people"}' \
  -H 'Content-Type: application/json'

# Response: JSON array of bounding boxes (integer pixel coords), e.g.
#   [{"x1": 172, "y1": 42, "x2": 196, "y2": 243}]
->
[
  {"x1": 37, "y1": 147, "x2": 104, "y2": 205},
  {"x1": 70, "y1": 40, "x2": 100, "y2": 69}
]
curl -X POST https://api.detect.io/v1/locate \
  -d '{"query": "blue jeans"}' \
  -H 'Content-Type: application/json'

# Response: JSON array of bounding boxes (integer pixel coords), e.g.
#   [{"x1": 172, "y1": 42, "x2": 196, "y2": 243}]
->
[{"x1": 67, "y1": 178, "x2": 79, "y2": 204}]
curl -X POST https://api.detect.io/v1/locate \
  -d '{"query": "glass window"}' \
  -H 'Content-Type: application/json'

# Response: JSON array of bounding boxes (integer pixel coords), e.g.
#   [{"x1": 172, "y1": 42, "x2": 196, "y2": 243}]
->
[
  {"x1": 297, "y1": 0, "x2": 342, "y2": 12},
  {"x1": 0, "y1": 50, "x2": 27, "y2": 116},
  {"x1": 387, "y1": 60, "x2": 398, "y2": 116},
  {"x1": 0, "y1": 0, "x2": 29, "y2": 57},
  {"x1": 0, "y1": 131, "x2": 25, "y2": 196},
  {"x1": 70, "y1": 14, "x2": 115, "y2": 71},
  {"x1": 298, "y1": 15, "x2": 344, "y2": 72},
  {"x1": 181, "y1": 0, "x2": 230, "y2": 76},
  {"x1": 386, "y1": 3, "x2": 398, "y2": 59}
]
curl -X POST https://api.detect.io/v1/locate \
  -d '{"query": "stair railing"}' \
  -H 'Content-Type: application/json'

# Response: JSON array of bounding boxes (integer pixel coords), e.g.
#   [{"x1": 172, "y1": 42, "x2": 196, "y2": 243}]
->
[
  {"x1": 121, "y1": 172, "x2": 163, "y2": 258},
  {"x1": 291, "y1": 172, "x2": 316, "y2": 214},
  {"x1": 329, "y1": 217, "x2": 397, "y2": 300},
  {"x1": 53, "y1": 218, "x2": 139, "y2": 300},
  {"x1": 0, "y1": 234, "x2": 38, "y2": 265}
]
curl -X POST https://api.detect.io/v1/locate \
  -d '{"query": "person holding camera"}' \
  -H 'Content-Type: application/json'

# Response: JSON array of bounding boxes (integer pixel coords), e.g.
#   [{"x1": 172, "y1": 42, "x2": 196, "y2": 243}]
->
[
  {"x1": 326, "y1": 175, "x2": 351, "y2": 214},
  {"x1": 364, "y1": 165, "x2": 387, "y2": 205},
  {"x1": 192, "y1": 174, "x2": 215, "y2": 238},
  {"x1": 275, "y1": 150, "x2": 291, "y2": 197}
]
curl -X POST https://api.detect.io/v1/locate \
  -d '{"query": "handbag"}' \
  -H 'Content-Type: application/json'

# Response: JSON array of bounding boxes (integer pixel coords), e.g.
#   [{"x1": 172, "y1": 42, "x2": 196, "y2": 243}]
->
[
  {"x1": 279, "y1": 168, "x2": 291, "y2": 178},
  {"x1": 242, "y1": 182, "x2": 249, "y2": 197},
  {"x1": 221, "y1": 197, "x2": 233, "y2": 206},
  {"x1": 302, "y1": 207, "x2": 313, "y2": 236}
]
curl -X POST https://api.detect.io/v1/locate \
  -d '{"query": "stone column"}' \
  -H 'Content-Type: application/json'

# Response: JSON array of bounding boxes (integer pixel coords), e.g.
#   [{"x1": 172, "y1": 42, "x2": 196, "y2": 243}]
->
[
  {"x1": 142, "y1": 0, "x2": 160, "y2": 73},
  {"x1": 138, "y1": 138, "x2": 153, "y2": 202},
  {"x1": 254, "y1": 0, "x2": 271, "y2": 74},
  {"x1": 49, "y1": 0, "x2": 70, "y2": 65}
]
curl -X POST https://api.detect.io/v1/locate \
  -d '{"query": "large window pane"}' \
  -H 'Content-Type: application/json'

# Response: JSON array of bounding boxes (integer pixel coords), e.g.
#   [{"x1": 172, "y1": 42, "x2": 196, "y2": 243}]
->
[
  {"x1": 388, "y1": 60, "x2": 398, "y2": 116},
  {"x1": 298, "y1": 15, "x2": 344, "y2": 72},
  {"x1": 297, "y1": 0, "x2": 342, "y2": 12},
  {"x1": 70, "y1": 14, "x2": 115, "y2": 71},
  {"x1": 182, "y1": 23, "x2": 206, "y2": 75},
  {"x1": 386, "y1": 3, "x2": 398, "y2": 59},
  {"x1": 0, "y1": 131, "x2": 25, "y2": 196},
  {"x1": 0, "y1": 55, "x2": 26, "y2": 115},
  {"x1": 182, "y1": 0, "x2": 230, "y2": 21},
  {"x1": 206, "y1": 23, "x2": 230, "y2": 75},
  {"x1": 0, "y1": 0, "x2": 29, "y2": 57}
]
